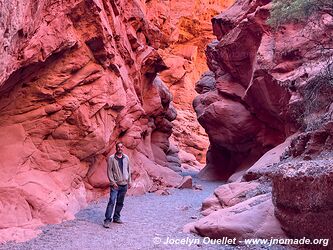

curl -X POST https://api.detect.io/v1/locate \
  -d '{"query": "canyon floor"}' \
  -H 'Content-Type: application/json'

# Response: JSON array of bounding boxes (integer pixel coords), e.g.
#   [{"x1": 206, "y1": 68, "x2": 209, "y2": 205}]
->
[{"x1": 0, "y1": 173, "x2": 290, "y2": 250}]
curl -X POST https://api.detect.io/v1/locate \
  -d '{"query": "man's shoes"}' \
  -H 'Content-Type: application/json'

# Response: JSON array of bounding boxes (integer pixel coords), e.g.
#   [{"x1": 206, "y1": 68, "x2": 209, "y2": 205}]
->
[
  {"x1": 103, "y1": 221, "x2": 112, "y2": 228},
  {"x1": 113, "y1": 219, "x2": 123, "y2": 224}
]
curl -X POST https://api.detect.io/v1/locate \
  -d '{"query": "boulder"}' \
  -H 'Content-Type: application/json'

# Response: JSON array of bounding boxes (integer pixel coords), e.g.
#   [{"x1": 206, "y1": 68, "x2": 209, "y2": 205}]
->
[
  {"x1": 177, "y1": 176, "x2": 193, "y2": 189},
  {"x1": 271, "y1": 160, "x2": 333, "y2": 241},
  {"x1": 186, "y1": 194, "x2": 286, "y2": 240}
]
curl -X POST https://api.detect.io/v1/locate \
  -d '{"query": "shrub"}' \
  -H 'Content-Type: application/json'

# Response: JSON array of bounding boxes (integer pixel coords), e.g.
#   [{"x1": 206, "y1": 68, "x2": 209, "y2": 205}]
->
[
  {"x1": 301, "y1": 62, "x2": 333, "y2": 131},
  {"x1": 267, "y1": 0, "x2": 333, "y2": 28}
]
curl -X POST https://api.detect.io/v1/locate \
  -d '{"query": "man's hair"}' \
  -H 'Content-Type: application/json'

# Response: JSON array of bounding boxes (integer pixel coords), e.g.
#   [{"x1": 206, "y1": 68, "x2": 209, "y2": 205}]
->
[{"x1": 116, "y1": 142, "x2": 123, "y2": 148}]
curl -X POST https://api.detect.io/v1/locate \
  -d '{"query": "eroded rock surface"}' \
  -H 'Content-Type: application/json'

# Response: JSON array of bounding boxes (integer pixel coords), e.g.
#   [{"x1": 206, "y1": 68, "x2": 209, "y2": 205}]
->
[
  {"x1": 153, "y1": 0, "x2": 234, "y2": 166},
  {"x1": 0, "y1": 0, "x2": 207, "y2": 242},
  {"x1": 190, "y1": 0, "x2": 333, "y2": 243},
  {"x1": 193, "y1": 0, "x2": 294, "y2": 181},
  {"x1": 272, "y1": 159, "x2": 333, "y2": 241},
  {"x1": 194, "y1": 0, "x2": 333, "y2": 180}
]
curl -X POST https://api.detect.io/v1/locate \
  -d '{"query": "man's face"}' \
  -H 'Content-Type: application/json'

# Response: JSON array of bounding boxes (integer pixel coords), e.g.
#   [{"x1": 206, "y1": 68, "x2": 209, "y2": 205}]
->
[{"x1": 116, "y1": 143, "x2": 124, "y2": 154}]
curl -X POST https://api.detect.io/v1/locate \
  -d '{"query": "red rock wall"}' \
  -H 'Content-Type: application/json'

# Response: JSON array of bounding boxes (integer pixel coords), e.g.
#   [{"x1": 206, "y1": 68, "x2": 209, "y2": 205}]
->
[
  {"x1": 189, "y1": 0, "x2": 333, "y2": 242},
  {"x1": 194, "y1": 0, "x2": 333, "y2": 180},
  {"x1": 147, "y1": 0, "x2": 234, "y2": 166},
  {"x1": 0, "y1": 0, "x2": 236, "y2": 243},
  {"x1": 0, "y1": 0, "x2": 188, "y2": 242}
]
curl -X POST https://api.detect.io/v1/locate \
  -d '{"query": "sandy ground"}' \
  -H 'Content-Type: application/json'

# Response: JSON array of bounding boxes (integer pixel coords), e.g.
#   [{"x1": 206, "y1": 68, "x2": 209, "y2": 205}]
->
[{"x1": 0, "y1": 174, "x2": 291, "y2": 250}]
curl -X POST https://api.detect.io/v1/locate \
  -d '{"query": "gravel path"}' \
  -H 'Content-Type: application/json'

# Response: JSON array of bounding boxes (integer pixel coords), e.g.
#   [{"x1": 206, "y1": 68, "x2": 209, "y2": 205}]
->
[{"x1": 1, "y1": 173, "x2": 290, "y2": 250}]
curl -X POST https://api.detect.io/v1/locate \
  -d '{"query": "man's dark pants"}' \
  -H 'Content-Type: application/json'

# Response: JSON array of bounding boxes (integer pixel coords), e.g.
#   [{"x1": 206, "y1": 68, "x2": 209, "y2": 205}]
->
[{"x1": 105, "y1": 184, "x2": 128, "y2": 222}]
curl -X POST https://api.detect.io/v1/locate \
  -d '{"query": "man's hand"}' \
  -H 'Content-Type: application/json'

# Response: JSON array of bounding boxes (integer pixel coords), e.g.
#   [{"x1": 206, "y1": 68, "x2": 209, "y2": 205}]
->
[{"x1": 112, "y1": 184, "x2": 119, "y2": 189}]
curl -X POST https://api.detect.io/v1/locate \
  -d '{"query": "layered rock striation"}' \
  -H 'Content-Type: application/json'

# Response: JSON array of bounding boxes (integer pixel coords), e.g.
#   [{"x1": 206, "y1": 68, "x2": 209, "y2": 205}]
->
[
  {"x1": 147, "y1": 0, "x2": 234, "y2": 167},
  {"x1": 0, "y1": 0, "x2": 188, "y2": 242}
]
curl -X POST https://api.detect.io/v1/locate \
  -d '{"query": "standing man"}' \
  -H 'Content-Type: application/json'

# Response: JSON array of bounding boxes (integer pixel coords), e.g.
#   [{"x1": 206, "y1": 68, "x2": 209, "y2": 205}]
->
[{"x1": 104, "y1": 142, "x2": 131, "y2": 228}]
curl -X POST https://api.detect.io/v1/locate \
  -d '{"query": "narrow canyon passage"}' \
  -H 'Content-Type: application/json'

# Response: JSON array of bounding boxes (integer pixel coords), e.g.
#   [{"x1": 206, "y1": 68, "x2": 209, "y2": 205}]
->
[
  {"x1": 1, "y1": 0, "x2": 333, "y2": 248},
  {"x1": 0, "y1": 174, "x2": 289, "y2": 250}
]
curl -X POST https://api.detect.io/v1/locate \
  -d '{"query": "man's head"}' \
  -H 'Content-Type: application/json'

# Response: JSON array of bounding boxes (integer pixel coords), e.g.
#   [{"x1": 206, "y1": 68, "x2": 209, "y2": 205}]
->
[{"x1": 116, "y1": 142, "x2": 124, "y2": 155}]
